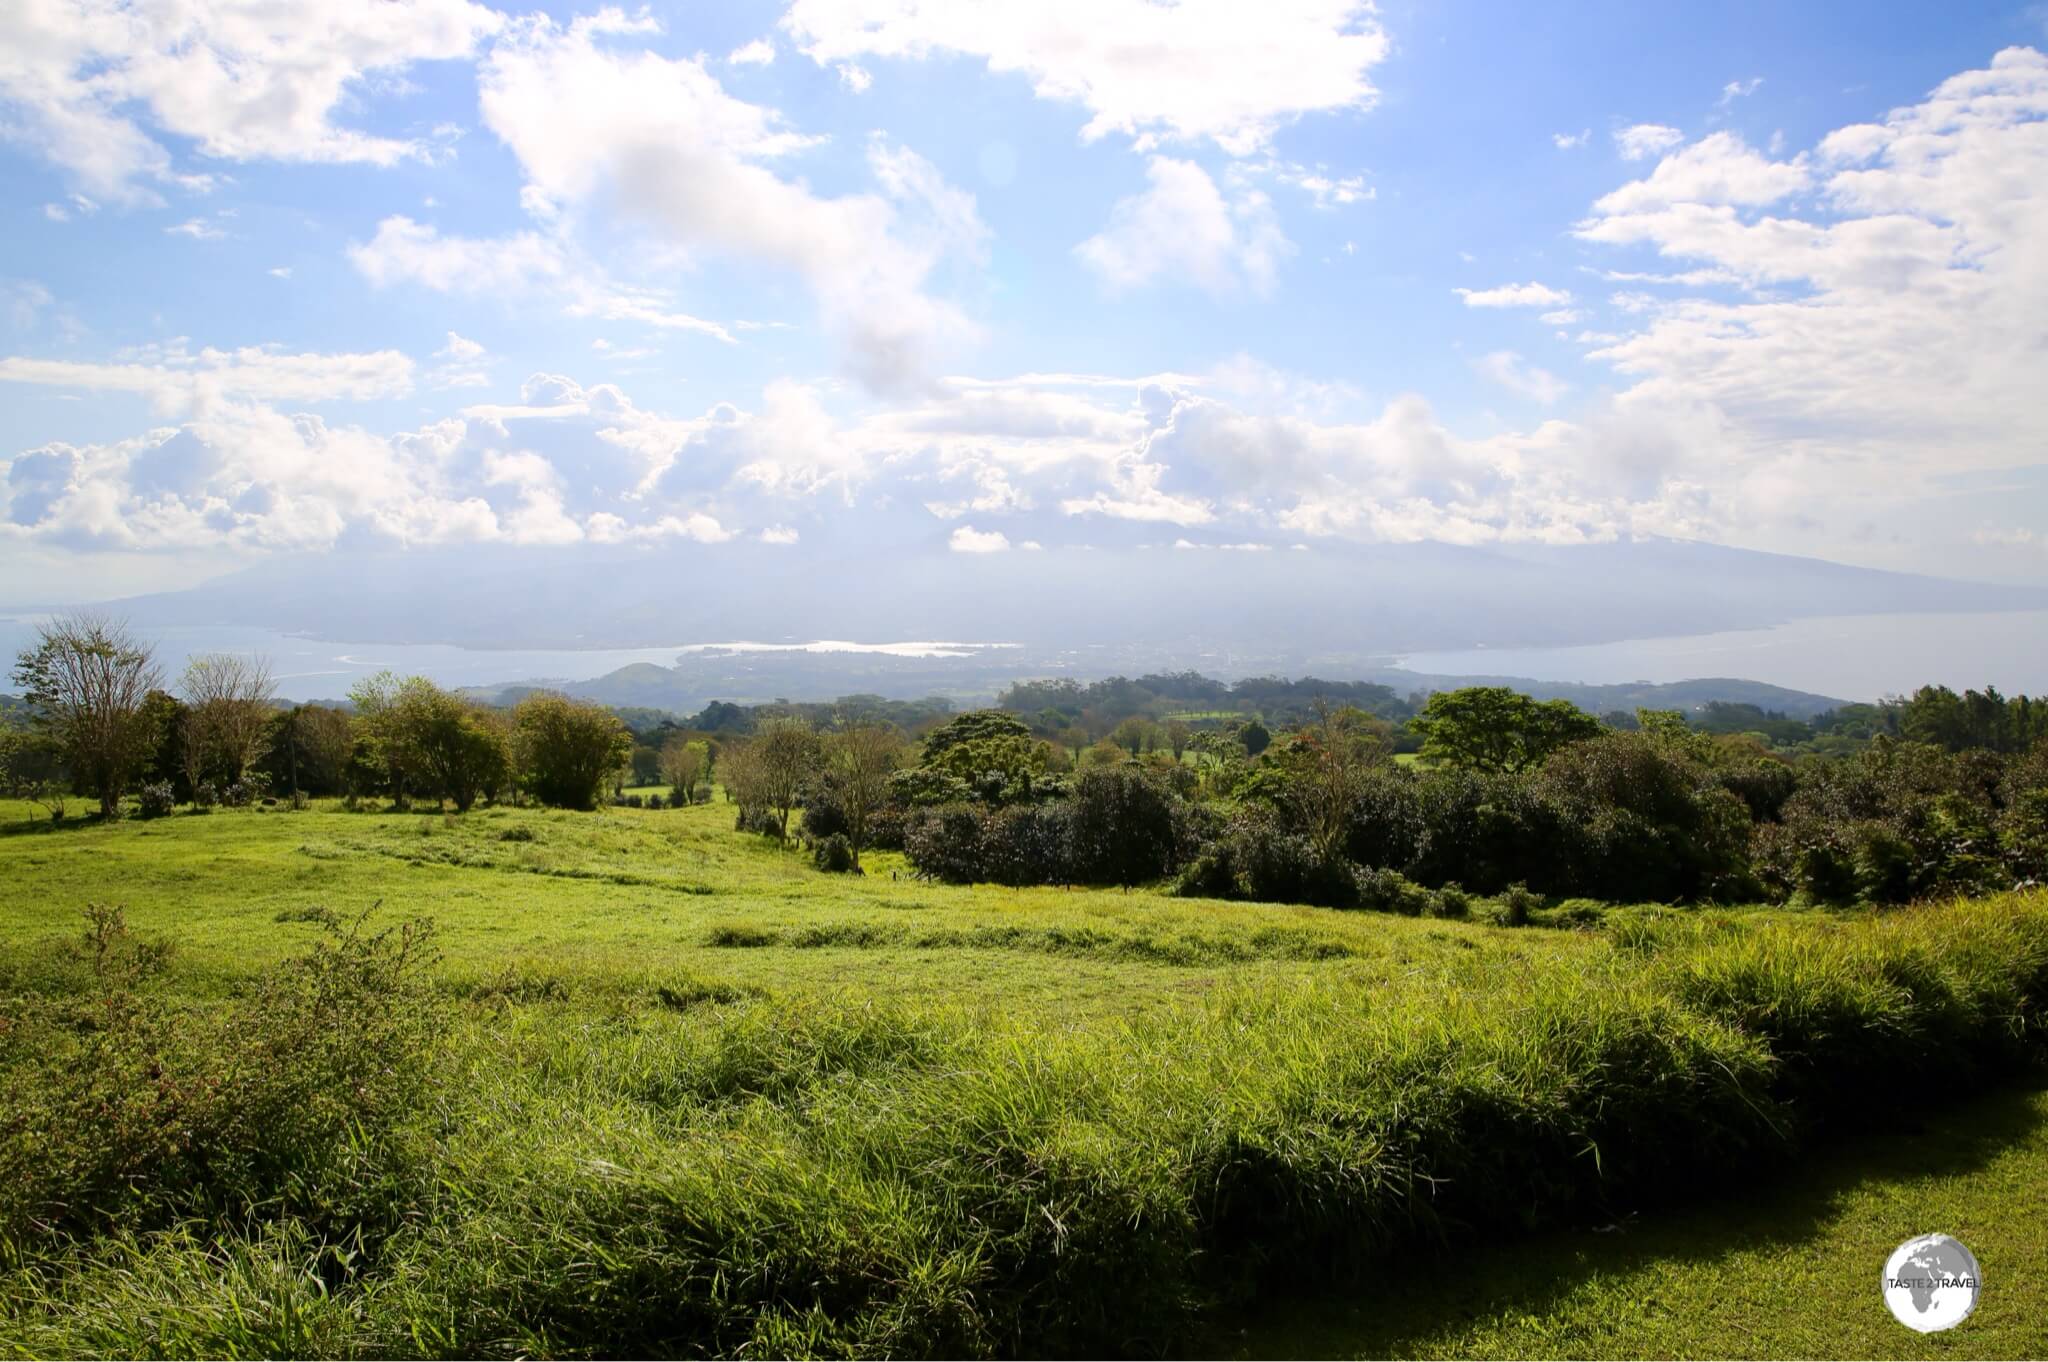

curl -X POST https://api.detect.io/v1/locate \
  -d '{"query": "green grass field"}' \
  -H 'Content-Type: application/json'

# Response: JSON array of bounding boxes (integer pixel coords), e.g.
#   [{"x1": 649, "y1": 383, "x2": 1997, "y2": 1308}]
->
[{"x1": 4, "y1": 794, "x2": 2047, "y2": 1357}]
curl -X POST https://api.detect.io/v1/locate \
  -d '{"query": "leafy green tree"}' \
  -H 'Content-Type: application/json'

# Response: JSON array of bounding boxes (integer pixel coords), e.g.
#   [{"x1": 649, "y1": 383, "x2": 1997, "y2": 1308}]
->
[
  {"x1": 512, "y1": 692, "x2": 632, "y2": 810},
  {"x1": 920, "y1": 708, "x2": 1044, "y2": 797},
  {"x1": 660, "y1": 734, "x2": 708, "y2": 804},
  {"x1": 1237, "y1": 718, "x2": 1271, "y2": 757},
  {"x1": 1409, "y1": 686, "x2": 1601, "y2": 774},
  {"x1": 11, "y1": 613, "x2": 164, "y2": 818}
]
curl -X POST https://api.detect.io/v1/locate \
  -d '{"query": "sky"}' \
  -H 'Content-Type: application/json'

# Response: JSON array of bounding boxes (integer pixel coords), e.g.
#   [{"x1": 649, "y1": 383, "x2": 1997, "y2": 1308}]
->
[{"x1": 2, "y1": 0, "x2": 2047, "y2": 610}]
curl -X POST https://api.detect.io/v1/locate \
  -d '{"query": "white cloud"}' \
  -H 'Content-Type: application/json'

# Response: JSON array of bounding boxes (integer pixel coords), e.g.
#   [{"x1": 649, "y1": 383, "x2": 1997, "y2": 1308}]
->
[
  {"x1": 1592, "y1": 132, "x2": 1809, "y2": 214},
  {"x1": 1454, "y1": 281, "x2": 1572, "y2": 308},
  {"x1": 759, "y1": 524, "x2": 800, "y2": 544},
  {"x1": 0, "y1": 0, "x2": 502, "y2": 203},
  {"x1": 1076, "y1": 157, "x2": 1290, "y2": 295},
  {"x1": 1474, "y1": 351, "x2": 1568, "y2": 405},
  {"x1": 0, "y1": 344, "x2": 413, "y2": 413},
  {"x1": 1614, "y1": 123, "x2": 1685, "y2": 161},
  {"x1": 438, "y1": 332, "x2": 485, "y2": 361},
  {"x1": 836, "y1": 62, "x2": 872, "y2": 92},
  {"x1": 348, "y1": 216, "x2": 568, "y2": 293},
  {"x1": 948, "y1": 524, "x2": 1011, "y2": 553},
  {"x1": 1553, "y1": 129, "x2": 1589, "y2": 150},
  {"x1": 728, "y1": 38, "x2": 776, "y2": 65},
  {"x1": 1557, "y1": 46, "x2": 2048, "y2": 565},
  {"x1": 267, "y1": 266, "x2": 292, "y2": 279},
  {"x1": 164, "y1": 216, "x2": 225, "y2": 240},
  {"x1": 781, "y1": 0, "x2": 1388, "y2": 156},
  {"x1": 477, "y1": 14, "x2": 987, "y2": 390},
  {"x1": 1719, "y1": 77, "x2": 1764, "y2": 107}
]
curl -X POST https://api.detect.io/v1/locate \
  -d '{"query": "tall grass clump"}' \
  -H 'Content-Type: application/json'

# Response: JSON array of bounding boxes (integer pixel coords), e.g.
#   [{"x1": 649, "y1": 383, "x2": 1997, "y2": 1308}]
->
[{"x1": 0, "y1": 906, "x2": 444, "y2": 1264}]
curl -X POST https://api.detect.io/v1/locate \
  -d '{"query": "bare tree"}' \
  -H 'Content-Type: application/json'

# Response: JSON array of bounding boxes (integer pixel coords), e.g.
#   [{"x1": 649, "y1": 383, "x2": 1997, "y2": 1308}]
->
[
  {"x1": 720, "y1": 737, "x2": 768, "y2": 821},
  {"x1": 180, "y1": 652, "x2": 276, "y2": 789},
  {"x1": 828, "y1": 723, "x2": 903, "y2": 869},
  {"x1": 10, "y1": 613, "x2": 164, "y2": 818},
  {"x1": 754, "y1": 716, "x2": 822, "y2": 841}
]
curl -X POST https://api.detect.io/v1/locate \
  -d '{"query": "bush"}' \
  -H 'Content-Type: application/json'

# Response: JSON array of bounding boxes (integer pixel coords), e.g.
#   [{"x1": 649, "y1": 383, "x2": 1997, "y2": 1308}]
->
[
  {"x1": 1491, "y1": 882, "x2": 1542, "y2": 927},
  {"x1": 1426, "y1": 882, "x2": 1472, "y2": 919},
  {"x1": 1353, "y1": 866, "x2": 1434, "y2": 916},
  {"x1": 0, "y1": 906, "x2": 442, "y2": 1247},
  {"x1": 812, "y1": 833, "x2": 855, "y2": 873},
  {"x1": 902, "y1": 805, "x2": 986, "y2": 883},
  {"x1": 1173, "y1": 813, "x2": 1359, "y2": 909},
  {"x1": 136, "y1": 781, "x2": 175, "y2": 819}
]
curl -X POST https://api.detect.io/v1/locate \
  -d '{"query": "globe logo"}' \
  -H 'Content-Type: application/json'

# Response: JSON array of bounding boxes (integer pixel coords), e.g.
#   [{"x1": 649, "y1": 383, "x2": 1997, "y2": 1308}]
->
[{"x1": 1882, "y1": 1233, "x2": 1981, "y2": 1332}]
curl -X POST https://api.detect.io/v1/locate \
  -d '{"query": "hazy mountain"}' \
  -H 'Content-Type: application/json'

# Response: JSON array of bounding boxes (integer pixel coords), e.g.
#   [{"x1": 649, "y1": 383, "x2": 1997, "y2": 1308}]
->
[{"x1": 99, "y1": 538, "x2": 2048, "y2": 665}]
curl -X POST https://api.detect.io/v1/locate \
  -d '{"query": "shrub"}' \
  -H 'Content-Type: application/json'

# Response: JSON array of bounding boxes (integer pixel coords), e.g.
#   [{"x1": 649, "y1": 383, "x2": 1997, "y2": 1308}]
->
[
  {"x1": 902, "y1": 805, "x2": 986, "y2": 883},
  {"x1": 136, "y1": 781, "x2": 175, "y2": 819},
  {"x1": 1426, "y1": 882, "x2": 1472, "y2": 919},
  {"x1": 812, "y1": 833, "x2": 855, "y2": 874},
  {"x1": 1492, "y1": 882, "x2": 1542, "y2": 927},
  {"x1": 1353, "y1": 866, "x2": 1434, "y2": 915}
]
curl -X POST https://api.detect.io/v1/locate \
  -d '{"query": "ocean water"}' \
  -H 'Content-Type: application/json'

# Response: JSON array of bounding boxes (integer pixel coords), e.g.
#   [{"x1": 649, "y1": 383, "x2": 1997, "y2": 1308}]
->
[{"x1": 1395, "y1": 610, "x2": 2048, "y2": 702}]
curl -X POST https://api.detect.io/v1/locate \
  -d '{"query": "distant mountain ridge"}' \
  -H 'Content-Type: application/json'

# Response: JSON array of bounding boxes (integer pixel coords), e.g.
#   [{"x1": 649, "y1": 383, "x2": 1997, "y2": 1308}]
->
[
  {"x1": 461, "y1": 660, "x2": 1849, "y2": 722},
  {"x1": 89, "y1": 537, "x2": 2048, "y2": 659}
]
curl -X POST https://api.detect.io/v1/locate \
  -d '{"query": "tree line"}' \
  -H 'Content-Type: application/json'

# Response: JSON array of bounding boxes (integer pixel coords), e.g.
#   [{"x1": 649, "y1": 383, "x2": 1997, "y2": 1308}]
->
[{"x1": 3, "y1": 615, "x2": 637, "y2": 817}]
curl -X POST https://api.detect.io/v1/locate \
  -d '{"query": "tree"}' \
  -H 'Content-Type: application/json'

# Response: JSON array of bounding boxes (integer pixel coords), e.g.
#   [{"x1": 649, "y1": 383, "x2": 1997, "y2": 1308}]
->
[
  {"x1": 920, "y1": 708, "x2": 1043, "y2": 799},
  {"x1": 1164, "y1": 719, "x2": 1191, "y2": 761},
  {"x1": 512, "y1": 692, "x2": 632, "y2": 810},
  {"x1": 754, "y1": 716, "x2": 822, "y2": 840},
  {"x1": 262, "y1": 704, "x2": 356, "y2": 798},
  {"x1": 720, "y1": 738, "x2": 769, "y2": 822},
  {"x1": 828, "y1": 724, "x2": 903, "y2": 869},
  {"x1": 1288, "y1": 701, "x2": 1386, "y2": 863},
  {"x1": 661, "y1": 734, "x2": 708, "y2": 804},
  {"x1": 11, "y1": 613, "x2": 164, "y2": 818},
  {"x1": 403, "y1": 684, "x2": 509, "y2": 812},
  {"x1": 1238, "y1": 718, "x2": 1272, "y2": 757},
  {"x1": 180, "y1": 652, "x2": 276, "y2": 790},
  {"x1": 1111, "y1": 716, "x2": 1154, "y2": 756},
  {"x1": 348, "y1": 671, "x2": 420, "y2": 806},
  {"x1": 1409, "y1": 686, "x2": 1602, "y2": 774}
]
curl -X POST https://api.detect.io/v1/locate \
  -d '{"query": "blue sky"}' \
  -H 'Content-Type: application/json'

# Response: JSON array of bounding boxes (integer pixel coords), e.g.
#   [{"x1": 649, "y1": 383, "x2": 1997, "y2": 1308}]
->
[{"x1": 3, "y1": 0, "x2": 2046, "y2": 607}]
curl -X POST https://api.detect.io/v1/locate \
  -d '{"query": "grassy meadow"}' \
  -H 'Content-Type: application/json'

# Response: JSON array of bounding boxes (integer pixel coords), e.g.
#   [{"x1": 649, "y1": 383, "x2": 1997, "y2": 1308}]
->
[{"x1": 4, "y1": 793, "x2": 2047, "y2": 1357}]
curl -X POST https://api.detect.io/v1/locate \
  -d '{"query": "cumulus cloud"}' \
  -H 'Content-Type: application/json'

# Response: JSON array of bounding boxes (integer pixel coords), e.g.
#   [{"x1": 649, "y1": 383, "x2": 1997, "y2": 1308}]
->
[
  {"x1": 347, "y1": 217, "x2": 568, "y2": 293},
  {"x1": 1592, "y1": 132, "x2": 1809, "y2": 214},
  {"x1": 1454, "y1": 281, "x2": 1572, "y2": 308},
  {"x1": 1076, "y1": 157, "x2": 1290, "y2": 295},
  {"x1": 728, "y1": 38, "x2": 775, "y2": 65},
  {"x1": 948, "y1": 524, "x2": 1011, "y2": 553},
  {"x1": 1560, "y1": 46, "x2": 2048, "y2": 562},
  {"x1": 0, "y1": 0, "x2": 501, "y2": 203},
  {"x1": 1614, "y1": 123, "x2": 1685, "y2": 161},
  {"x1": 477, "y1": 13, "x2": 988, "y2": 391},
  {"x1": 780, "y1": 0, "x2": 1388, "y2": 156}
]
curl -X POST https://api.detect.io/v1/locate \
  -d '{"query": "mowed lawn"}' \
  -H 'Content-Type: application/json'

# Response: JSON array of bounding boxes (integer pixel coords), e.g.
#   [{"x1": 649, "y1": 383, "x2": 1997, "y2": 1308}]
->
[{"x1": 0, "y1": 794, "x2": 1584, "y2": 1018}]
